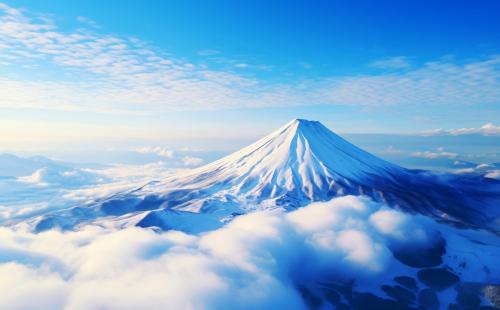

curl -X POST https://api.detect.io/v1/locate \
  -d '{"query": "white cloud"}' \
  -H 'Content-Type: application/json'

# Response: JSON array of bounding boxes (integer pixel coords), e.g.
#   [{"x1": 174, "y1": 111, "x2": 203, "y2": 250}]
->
[
  {"x1": 323, "y1": 57, "x2": 500, "y2": 107},
  {"x1": 0, "y1": 161, "x2": 178, "y2": 222},
  {"x1": 1, "y1": 3, "x2": 500, "y2": 114},
  {"x1": 370, "y1": 56, "x2": 410, "y2": 69},
  {"x1": 198, "y1": 49, "x2": 220, "y2": 56},
  {"x1": 411, "y1": 147, "x2": 458, "y2": 159},
  {"x1": 381, "y1": 145, "x2": 403, "y2": 154},
  {"x1": 136, "y1": 147, "x2": 175, "y2": 159},
  {"x1": 18, "y1": 166, "x2": 105, "y2": 187},
  {"x1": 452, "y1": 163, "x2": 500, "y2": 180},
  {"x1": 369, "y1": 208, "x2": 426, "y2": 241},
  {"x1": 0, "y1": 263, "x2": 67, "y2": 310},
  {"x1": 0, "y1": 195, "x2": 499, "y2": 309},
  {"x1": 75, "y1": 16, "x2": 99, "y2": 28},
  {"x1": 485, "y1": 170, "x2": 500, "y2": 180},
  {"x1": 234, "y1": 63, "x2": 249, "y2": 68},
  {"x1": 422, "y1": 123, "x2": 500, "y2": 136},
  {"x1": 181, "y1": 156, "x2": 204, "y2": 166},
  {"x1": 0, "y1": 197, "x2": 401, "y2": 309},
  {"x1": 411, "y1": 151, "x2": 458, "y2": 159},
  {"x1": 134, "y1": 148, "x2": 204, "y2": 166}
]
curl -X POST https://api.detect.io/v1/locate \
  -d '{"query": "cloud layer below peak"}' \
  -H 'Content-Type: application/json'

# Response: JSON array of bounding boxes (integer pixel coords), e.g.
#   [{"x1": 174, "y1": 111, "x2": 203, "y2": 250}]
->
[{"x1": 1, "y1": 195, "x2": 500, "y2": 309}]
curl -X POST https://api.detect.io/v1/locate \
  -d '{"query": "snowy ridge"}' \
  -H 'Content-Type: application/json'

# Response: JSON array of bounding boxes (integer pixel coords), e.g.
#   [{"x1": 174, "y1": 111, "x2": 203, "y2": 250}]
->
[{"x1": 139, "y1": 119, "x2": 405, "y2": 206}]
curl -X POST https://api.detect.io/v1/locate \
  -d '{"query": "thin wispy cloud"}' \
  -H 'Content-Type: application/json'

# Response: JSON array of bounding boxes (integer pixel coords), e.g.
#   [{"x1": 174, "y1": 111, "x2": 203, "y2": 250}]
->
[
  {"x1": 136, "y1": 147, "x2": 175, "y2": 159},
  {"x1": 324, "y1": 57, "x2": 500, "y2": 106},
  {"x1": 76, "y1": 16, "x2": 99, "y2": 28},
  {"x1": 369, "y1": 56, "x2": 410, "y2": 69},
  {"x1": 299, "y1": 61, "x2": 312, "y2": 69},
  {"x1": 197, "y1": 49, "x2": 220, "y2": 56},
  {"x1": 134, "y1": 147, "x2": 204, "y2": 167},
  {"x1": 181, "y1": 156, "x2": 204, "y2": 166},
  {"x1": 1, "y1": 3, "x2": 500, "y2": 115},
  {"x1": 412, "y1": 150, "x2": 458, "y2": 159},
  {"x1": 234, "y1": 63, "x2": 249, "y2": 69},
  {"x1": 422, "y1": 123, "x2": 500, "y2": 136}
]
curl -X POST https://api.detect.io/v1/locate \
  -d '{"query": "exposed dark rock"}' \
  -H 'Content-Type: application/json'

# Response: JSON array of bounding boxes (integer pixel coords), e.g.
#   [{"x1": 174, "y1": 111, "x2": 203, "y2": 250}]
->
[
  {"x1": 418, "y1": 288, "x2": 439, "y2": 310},
  {"x1": 297, "y1": 286, "x2": 322, "y2": 310},
  {"x1": 136, "y1": 210, "x2": 170, "y2": 230},
  {"x1": 391, "y1": 237, "x2": 446, "y2": 268},
  {"x1": 322, "y1": 288, "x2": 341, "y2": 305},
  {"x1": 448, "y1": 303, "x2": 460, "y2": 310},
  {"x1": 456, "y1": 285, "x2": 481, "y2": 308},
  {"x1": 395, "y1": 276, "x2": 419, "y2": 292},
  {"x1": 99, "y1": 197, "x2": 141, "y2": 216},
  {"x1": 382, "y1": 285, "x2": 416, "y2": 304},
  {"x1": 34, "y1": 215, "x2": 73, "y2": 232},
  {"x1": 417, "y1": 268, "x2": 459, "y2": 291},
  {"x1": 319, "y1": 281, "x2": 353, "y2": 302},
  {"x1": 321, "y1": 288, "x2": 350, "y2": 310},
  {"x1": 351, "y1": 292, "x2": 414, "y2": 310}
]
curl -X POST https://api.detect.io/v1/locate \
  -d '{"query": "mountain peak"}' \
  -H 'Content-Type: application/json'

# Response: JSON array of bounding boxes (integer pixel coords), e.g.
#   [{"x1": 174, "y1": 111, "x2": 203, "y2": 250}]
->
[
  {"x1": 148, "y1": 118, "x2": 403, "y2": 204},
  {"x1": 285, "y1": 118, "x2": 322, "y2": 131},
  {"x1": 271, "y1": 118, "x2": 329, "y2": 143},
  {"x1": 289, "y1": 118, "x2": 319, "y2": 124}
]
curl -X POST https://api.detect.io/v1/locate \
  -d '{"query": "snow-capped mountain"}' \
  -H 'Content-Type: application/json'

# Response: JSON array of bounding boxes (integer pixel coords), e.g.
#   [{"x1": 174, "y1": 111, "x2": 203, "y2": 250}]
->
[
  {"x1": 135, "y1": 119, "x2": 407, "y2": 209},
  {"x1": 29, "y1": 119, "x2": 500, "y2": 233}
]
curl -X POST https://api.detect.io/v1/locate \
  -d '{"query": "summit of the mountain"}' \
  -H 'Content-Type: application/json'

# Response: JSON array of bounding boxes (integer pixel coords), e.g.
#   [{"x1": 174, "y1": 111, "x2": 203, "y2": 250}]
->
[{"x1": 140, "y1": 118, "x2": 405, "y2": 205}]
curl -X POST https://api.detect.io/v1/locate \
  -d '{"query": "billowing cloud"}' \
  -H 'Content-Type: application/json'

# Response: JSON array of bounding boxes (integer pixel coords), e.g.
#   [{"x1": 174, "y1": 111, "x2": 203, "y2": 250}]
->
[
  {"x1": 0, "y1": 196, "x2": 499, "y2": 309},
  {"x1": 18, "y1": 166, "x2": 105, "y2": 188},
  {"x1": 0, "y1": 159, "x2": 178, "y2": 223},
  {"x1": 485, "y1": 170, "x2": 500, "y2": 179},
  {"x1": 1, "y1": 3, "x2": 500, "y2": 114}
]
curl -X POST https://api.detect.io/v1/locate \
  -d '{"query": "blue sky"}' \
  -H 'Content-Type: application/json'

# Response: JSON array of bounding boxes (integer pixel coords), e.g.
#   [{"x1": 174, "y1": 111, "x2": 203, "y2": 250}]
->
[{"x1": 1, "y1": 0, "x2": 500, "y2": 154}]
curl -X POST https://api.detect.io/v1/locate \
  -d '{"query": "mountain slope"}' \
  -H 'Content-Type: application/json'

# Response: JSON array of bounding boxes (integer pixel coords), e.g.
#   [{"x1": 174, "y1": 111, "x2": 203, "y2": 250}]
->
[
  {"x1": 28, "y1": 119, "x2": 500, "y2": 233},
  {"x1": 136, "y1": 119, "x2": 407, "y2": 206}
]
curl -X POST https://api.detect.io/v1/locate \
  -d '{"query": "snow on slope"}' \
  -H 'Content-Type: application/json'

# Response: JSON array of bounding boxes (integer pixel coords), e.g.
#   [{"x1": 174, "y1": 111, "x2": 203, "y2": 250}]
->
[
  {"x1": 135, "y1": 119, "x2": 406, "y2": 208},
  {"x1": 24, "y1": 119, "x2": 500, "y2": 233}
]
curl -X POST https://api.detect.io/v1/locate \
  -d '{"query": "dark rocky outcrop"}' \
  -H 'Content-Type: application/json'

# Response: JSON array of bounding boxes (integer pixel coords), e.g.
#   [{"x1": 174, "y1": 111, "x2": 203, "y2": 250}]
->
[
  {"x1": 417, "y1": 268, "x2": 459, "y2": 291},
  {"x1": 395, "y1": 276, "x2": 419, "y2": 292},
  {"x1": 418, "y1": 288, "x2": 439, "y2": 310}
]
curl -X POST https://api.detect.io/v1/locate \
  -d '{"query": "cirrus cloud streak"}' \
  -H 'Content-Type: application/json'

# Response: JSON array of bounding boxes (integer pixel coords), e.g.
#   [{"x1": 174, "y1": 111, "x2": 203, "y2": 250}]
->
[{"x1": 1, "y1": 3, "x2": 500, "y2": 114}]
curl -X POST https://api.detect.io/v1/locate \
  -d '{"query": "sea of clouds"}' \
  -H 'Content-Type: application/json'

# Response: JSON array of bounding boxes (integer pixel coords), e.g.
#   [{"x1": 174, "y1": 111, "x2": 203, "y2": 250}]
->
[
  {"x1": 0, "y1": 160, "x2": 179, "y2": 223},
  {"x1": 1, "y1": 195, "x2": 499, "y2": 309}
]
